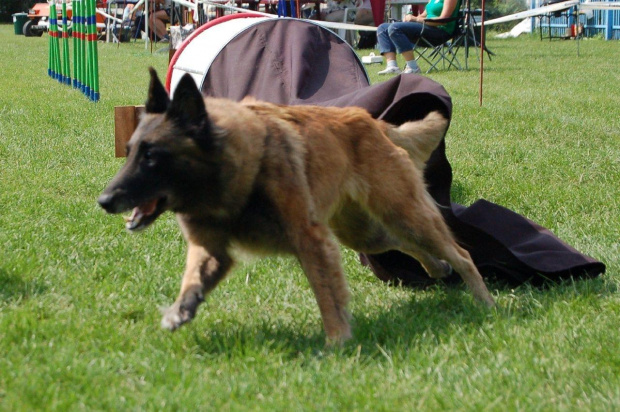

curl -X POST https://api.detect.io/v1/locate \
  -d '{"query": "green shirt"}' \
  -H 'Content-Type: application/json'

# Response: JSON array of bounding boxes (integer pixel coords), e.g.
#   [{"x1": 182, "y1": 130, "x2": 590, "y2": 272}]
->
[{"x1": 425, "y1": 0, "x2": 460, "y2": 33}]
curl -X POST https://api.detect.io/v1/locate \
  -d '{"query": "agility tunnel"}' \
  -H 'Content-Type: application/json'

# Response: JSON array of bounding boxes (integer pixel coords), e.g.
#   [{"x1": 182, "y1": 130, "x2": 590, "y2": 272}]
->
[{"x1": 166, "y1": 14, "x2": 369, "y2": 105}]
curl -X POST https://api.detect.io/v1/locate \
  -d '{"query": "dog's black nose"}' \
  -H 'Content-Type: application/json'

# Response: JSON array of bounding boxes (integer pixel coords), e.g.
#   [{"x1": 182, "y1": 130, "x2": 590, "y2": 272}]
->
[{"x1": 97, "y1": 193, "x2": 117, "y2": 213}]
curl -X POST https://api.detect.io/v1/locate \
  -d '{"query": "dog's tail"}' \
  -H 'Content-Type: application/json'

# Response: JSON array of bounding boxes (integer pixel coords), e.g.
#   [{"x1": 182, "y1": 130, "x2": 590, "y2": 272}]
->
[{"x1": 387, "y1": 111, "x2": 449, "y2": 171}]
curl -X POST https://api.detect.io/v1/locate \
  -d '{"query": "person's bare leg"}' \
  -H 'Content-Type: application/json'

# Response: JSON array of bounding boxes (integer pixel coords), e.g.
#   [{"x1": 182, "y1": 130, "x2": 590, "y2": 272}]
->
[
  {"x1": 402, "y1": 50, "x2": 414, "y2": 61},
  {"x1": 383, "y1": 51, "x2": 397, "y2": 62},
  {"x1": 149, "y1": 10, "x2": 168, "y2": 39},
  {"x1": 401, "y1": 49, "x2": 421, "y2": 73}
]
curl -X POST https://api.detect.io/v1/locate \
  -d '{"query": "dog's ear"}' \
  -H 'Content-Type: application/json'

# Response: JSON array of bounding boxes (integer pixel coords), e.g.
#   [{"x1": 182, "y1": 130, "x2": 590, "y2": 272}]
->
[
  {"x1": 167, "y1": 73, "x2": 208, "y2": 128},
  {"x1": 146, "y1": 67, "x2": 170, "y2": 114}
]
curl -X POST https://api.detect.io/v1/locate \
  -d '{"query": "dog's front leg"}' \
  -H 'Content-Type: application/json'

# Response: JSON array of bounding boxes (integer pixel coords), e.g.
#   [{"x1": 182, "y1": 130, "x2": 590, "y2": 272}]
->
[
  {"x1": 293, "y1": 224, "x2": 352, "y2": 345},
  {"x1": 161, "y1": 242, "x2": 232, "y2": 331}
]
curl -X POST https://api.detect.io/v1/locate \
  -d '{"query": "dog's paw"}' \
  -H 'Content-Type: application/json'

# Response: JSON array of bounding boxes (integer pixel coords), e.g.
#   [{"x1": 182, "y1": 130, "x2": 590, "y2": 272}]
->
[
  {"x1": 431, "y1": 260, "x2": 453, "y2": 279},
  {"x1": 160, "y1": 290, "x2": 204, "y2": 331},
  {"x1": 326, "y1": 328, "x2": 353, "y2": 347},
  {"x1": 160, "y1": 302, "x2": 193, "y2": 331},
  {"x1": 160, "y1": 304, "x2": 183, "y2": 331},
  {"x1": 325, "y1": 310, "x2": 353, "y2": 347},
  {"x1": 477, "y1": 291, "x2": 496, "y2": 308}
]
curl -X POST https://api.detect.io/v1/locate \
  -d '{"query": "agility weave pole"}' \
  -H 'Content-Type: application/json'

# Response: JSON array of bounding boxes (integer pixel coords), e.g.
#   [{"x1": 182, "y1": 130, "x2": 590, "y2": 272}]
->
[
  {"x1": 61, "y1": 0, "x2": 71, "y2": 84},
  {"x1": 47, "y1": 0, "x2": 61, "y2": 80},
  {"x1": 48, "y1": 0, "x2": 100, "y2": 101}
]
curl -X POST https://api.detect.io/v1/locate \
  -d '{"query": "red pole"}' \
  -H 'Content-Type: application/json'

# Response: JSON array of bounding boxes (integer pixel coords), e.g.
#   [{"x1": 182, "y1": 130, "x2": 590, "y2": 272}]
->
[{"x1": 479, "y1": 0, "x2": 485, "y2": 106}]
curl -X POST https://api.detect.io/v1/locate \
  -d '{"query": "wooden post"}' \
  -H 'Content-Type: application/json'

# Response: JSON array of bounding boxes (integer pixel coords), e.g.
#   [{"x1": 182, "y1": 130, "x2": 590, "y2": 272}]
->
[{"x1": 114, "y1": 105, "x2": 144, "y2": 157}]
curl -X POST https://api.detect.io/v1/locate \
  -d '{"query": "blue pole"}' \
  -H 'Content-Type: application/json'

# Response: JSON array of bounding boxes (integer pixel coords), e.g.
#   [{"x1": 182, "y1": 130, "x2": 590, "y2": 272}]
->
[
  {"x1": 530, "y1": 0, "x2": 537, "y2": 34},
  {"x1": 605, "y1": 9, "x2": 612, "y2": 40}
]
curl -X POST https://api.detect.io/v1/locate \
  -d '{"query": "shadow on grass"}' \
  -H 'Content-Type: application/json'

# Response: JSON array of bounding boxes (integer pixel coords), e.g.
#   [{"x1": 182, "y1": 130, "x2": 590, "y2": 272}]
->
[
  {"x1": 449, "y1": 180, "x2": 474, "y2": 205},
  {"x1": 0, "y1": 268, "x2": 48, "y2": 304},
  {"x1": 185, "y1": 285, "x2": 492, "y2": 360},
  {"x1": 182, "y1": 274, "x2": 614, "y2": 360}
]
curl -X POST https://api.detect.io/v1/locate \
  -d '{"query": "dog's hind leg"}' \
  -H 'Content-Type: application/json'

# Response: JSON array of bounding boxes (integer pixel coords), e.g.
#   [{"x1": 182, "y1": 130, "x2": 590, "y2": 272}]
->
[
  {"x1": 399, "y1": 237, "x2": 495, "y2": 307},
  {"x1": 398, "y1": 248, "x2": 453, "y2": 280},
  {"x1": 371, "y1": 192, "x2": 495, "y2": 307},
  {"x1": 161, "y1": 242, "x2": 233, "y2": 331},
  {"x1": 426, "y1": 241, "x2": 495, "y2": 308}
]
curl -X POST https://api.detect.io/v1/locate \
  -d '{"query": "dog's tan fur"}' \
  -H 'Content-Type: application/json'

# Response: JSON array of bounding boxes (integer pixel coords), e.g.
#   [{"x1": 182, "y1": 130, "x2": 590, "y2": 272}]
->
[{"x1": 98, "y1": 69, "x2": 495, "y2": 344}]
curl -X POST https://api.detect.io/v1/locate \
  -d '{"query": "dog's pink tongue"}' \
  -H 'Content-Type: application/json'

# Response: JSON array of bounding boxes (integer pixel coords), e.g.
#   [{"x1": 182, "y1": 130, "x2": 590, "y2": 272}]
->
[{"x1": 139, "y1": 199, "x2": 158, "y2": 216}]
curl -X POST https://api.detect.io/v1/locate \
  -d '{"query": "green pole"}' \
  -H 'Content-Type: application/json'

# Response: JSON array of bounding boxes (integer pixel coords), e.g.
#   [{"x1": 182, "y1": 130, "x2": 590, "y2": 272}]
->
[
  {"x1": 89, "y1": 0, "x2": 99, "y2": 101},
  {"x1": 50, "y1": 0, "x2": 61, "y2": 82},
  {"x1": 72, "y1": 0, "x2": 79, "y2": 88},
  {"x1": 49, "y1": 1, "x2": 55, "y2": 78},
  {"x1": 48, "y1": 12, "x2": 53, "y2": 78},
  {"x1": 80, "y1": 0, "x2": 86, "y2": 92},
  {"x1": 55, "y1": 2, "x2": 63, "y2": 83},
  {"x1": 84, "y1": 0, "x2": 92, "y2": 98},
  {"x1": 79, "y1": 0, "x2": 87, "y2": 95},
  {"x1": 84, "y1": 0, "x2": 99, "y2": 101},
  {"x1": 61, "y1": 0, "x2": 71, "y2": 85}
]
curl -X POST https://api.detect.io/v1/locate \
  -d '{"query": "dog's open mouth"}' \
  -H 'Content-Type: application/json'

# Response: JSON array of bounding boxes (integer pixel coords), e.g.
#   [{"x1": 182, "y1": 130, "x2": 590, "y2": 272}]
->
[{"x1": 124, "y1": 197, "x2": 167, "y2": 231}]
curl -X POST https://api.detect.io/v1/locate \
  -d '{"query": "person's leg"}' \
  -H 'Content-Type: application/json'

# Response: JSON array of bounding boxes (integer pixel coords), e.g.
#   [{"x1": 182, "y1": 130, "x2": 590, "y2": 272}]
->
[
  {"x1": 418, "y1": 25, "x2": 452, "y2": 45},
  {"x1": 377, "y1": 23, "x2": 402, "y2": 74},
  {"x1": 353, "y1": 8, "x2": 373, "y2": 26},
  {"x1": 149, "y1": 10, "x2": 169, "y2": 40},
  {"x1": 386, "y1": 21, "x2": 424, "y2": 53},
  {"x1": 386, "y1": 22, "x2": 429, "y2": 73},
  {"x1": 159, "y1": 9, "x2": 170, "y2": 39},
  {"x1": 401, "y1": 49, "x2": 420, "y2": 73},
  {"x1": 353, "y1": 9, "x2": 376, "y2": 49},
  {"x1": 323, "y1": 9, "x2": 346, "y2": 22},
  {"x1": 377, "y1": 23, "x2": 396, "y2": 55},
  {"x1": 378, "y1": 22, "x2": 422, "y2": 74},
  {"x1": 408, "y1": 26, "x2": 451, "y2": 72}
]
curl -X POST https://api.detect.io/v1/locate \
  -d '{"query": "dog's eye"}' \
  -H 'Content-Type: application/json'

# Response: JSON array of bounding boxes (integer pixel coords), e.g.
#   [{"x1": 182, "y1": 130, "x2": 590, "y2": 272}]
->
[{"x1": 143, "y1": 150, "x2": 157, "y2": 167}]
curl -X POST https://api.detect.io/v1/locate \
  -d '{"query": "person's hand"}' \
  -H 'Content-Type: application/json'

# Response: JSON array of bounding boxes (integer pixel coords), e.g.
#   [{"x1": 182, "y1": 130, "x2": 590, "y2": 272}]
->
[{"x1": 404, "y1": 14, "x2": 417, "y2": 22}]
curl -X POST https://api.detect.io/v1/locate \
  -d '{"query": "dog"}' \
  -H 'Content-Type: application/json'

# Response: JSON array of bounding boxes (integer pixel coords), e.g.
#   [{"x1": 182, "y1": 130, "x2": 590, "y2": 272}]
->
[{"x1": 98, "y1": 68, "x2": 495, "y2": 344}]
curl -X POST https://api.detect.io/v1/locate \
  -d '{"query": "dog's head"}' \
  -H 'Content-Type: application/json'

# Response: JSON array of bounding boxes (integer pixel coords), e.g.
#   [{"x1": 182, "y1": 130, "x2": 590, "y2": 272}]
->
[{"x1": 98, "y1": 68, "x2": 225, "y2": 231}]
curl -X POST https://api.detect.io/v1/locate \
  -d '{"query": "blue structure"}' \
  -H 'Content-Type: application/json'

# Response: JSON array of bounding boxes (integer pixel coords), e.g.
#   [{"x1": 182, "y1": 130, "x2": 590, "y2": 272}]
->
[
  {"x1": 587, "y1": 4, "x2": 620, "y2": 39},
  {"x1": 530, "y1": 0, "x2": 619, "y2": 40}
]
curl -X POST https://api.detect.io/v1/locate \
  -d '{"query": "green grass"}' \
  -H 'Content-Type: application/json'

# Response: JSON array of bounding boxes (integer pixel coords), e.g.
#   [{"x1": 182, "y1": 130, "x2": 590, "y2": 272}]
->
[{"x1": 1, "y1": 25, "x2": 618, "y2": 411}]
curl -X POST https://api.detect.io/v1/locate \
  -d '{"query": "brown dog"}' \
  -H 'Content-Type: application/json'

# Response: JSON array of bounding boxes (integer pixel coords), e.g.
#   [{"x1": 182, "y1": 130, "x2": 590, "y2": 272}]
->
[{"x1": 98, "y1": 69, "x2": 495, "y2": 343}]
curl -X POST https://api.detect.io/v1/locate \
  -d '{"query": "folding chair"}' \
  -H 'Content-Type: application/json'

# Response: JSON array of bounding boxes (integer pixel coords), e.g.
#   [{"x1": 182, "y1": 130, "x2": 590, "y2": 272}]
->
[
  {"x1": 457, "y1": 5, "x2": 495, "y2": 68},
  {"x1": 414, "y1": 0, "x2": 494, "y2": 73},
  {"x1": 413, "y1": 9, "x2": 465, "y2": 73},
  {"x1": 105, "y1": 0, "x2": 140, "y2": 43}
]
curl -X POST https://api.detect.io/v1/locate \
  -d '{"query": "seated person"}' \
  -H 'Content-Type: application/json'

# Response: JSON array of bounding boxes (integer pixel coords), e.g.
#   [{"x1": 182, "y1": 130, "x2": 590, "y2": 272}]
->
[
  {"x1": 353, "y1": 0, "x2": 374, "y2": 26},
  {"x1": 321, "y1": 0, "x2": 375, "y2": 46},
  {"x1": 321, "y1": 0, "x2": 358, "y2": 23},
  {"x1": 149, "y1": 0, "x2": 171, "y2": 42},
  {"x1": 353, "y1": 0, "x2": 377, "y2": 48},
  {"x1": 377, "y1": 0, "x2": 459, "y2": 74}
]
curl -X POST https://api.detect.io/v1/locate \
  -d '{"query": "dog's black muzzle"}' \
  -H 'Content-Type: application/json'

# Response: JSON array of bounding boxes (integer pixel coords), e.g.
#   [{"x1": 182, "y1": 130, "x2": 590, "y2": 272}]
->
[{"x1": 97, "y1": 191, "x2": 125, "y2": 214}]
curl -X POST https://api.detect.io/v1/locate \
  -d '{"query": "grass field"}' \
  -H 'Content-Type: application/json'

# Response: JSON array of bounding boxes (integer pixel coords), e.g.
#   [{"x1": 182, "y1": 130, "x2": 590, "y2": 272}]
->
[{"x1": 0, "y1": 23, "x2": 618, "y2": 411}]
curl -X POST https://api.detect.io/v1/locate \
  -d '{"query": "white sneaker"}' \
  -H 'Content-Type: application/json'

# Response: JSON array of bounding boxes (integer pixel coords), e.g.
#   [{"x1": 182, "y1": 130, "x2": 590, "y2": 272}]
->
[
  {"x1": 378, "y1": 66, "x2": 402, "y2": 75},
  {"x1": 403, "y1": 65, "x2": 422, "y2": 74}
]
